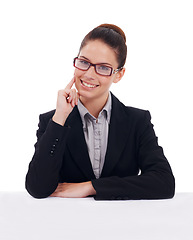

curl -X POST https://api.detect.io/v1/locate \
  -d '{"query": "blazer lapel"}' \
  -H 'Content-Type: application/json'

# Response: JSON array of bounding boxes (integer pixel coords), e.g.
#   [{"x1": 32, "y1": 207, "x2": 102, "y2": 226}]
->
[
  {"x1": 101, "y1": 94, "x2": 131, "y2": 177},
  {"x1": 65, "y1": 107, "x2": 96, "y2": 180}
]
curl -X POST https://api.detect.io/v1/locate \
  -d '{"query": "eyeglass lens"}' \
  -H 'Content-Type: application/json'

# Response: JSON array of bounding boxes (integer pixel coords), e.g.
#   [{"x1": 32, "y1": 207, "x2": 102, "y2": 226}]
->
[{"x1": 74, "y1": 58, "x2": 112, "y2": 76}]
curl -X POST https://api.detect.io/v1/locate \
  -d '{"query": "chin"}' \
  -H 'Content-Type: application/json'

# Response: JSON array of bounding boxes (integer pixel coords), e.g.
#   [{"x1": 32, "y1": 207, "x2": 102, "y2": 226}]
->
[{"x1": 78, "y1": 89, "x2": 96, "y2": 100}]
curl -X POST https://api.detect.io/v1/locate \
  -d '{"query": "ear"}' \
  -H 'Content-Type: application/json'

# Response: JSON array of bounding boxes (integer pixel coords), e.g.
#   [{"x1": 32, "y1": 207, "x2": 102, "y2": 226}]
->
[{"x1": 113, "y1": 68, "x2": 126, "y2": 83}]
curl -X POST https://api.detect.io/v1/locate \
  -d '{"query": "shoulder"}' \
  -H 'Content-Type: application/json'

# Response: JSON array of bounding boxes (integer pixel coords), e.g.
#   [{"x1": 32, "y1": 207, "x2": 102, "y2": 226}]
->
[
  {"x1": 40, "y1": 109, "x2": 56, "y2": 120},
  {"x1": 125, "y1": 105, "x2": 149, "y2": 116},
  {"x1": 38, "y1": 109, "x2": 56, "y2": 126},
  {"x1": 111, "y1": 93, "x2": 151, "y2": 121},
  {"x1": 125, "y1": 106, "x2": 151, "y2": 124}
]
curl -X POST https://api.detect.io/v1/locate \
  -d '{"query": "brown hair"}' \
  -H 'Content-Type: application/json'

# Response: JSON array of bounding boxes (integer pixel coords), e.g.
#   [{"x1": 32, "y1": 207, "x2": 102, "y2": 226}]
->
[{"x1": 79, "y1": 24, "x2": 127, "y2": 68}]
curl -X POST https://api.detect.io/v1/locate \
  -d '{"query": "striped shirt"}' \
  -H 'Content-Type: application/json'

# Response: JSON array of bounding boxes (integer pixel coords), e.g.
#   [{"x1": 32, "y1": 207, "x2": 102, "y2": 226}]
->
[{"x1": 77, "y1": 93, "x2": 112, "y2": 178}]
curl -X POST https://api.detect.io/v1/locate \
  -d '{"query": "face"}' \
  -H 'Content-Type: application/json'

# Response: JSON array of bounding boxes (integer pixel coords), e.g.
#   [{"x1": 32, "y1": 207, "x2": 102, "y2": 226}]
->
[{"x1": 74, "y1": 40, "x2": 125, "y2": 102}]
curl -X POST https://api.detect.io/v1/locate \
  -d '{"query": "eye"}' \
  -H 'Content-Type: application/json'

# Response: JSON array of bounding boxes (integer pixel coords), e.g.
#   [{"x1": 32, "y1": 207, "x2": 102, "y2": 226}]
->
[
  {"x1": 98, "y1": 65, "x2": 110, "y2": 71},
  {"x1": 75, "y1": 59, "x2": 90, "y2": 70},
  {"x1": 79, "y1": 59, "x2": 89, "y2": 65}
]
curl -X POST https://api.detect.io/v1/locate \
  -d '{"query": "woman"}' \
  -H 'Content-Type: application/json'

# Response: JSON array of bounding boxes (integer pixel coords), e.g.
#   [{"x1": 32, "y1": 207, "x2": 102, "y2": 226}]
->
[{"x1": 26, "y1": 24, "x2": 175, "y2": 200}]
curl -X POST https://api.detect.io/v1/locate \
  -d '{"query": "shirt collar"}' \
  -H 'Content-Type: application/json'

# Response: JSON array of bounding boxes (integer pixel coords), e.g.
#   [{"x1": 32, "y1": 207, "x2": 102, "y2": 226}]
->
[{"x1": 77, "y1": 92, "x2": 112, "y2": 126}]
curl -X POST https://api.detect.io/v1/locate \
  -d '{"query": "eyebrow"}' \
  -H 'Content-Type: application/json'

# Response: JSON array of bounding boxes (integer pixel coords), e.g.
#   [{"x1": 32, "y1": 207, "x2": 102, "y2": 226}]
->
[{"x1": 79, "y1": 56, "x2": 113, "y2": 67}]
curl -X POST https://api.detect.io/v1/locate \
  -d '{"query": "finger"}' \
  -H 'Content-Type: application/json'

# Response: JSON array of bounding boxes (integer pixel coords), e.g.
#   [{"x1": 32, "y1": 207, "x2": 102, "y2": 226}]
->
[
  {"x1": 74, "y1": 92, "x2": 78, "y2": 106},
  {"x1": 65, "y1": 77, "x2": 76, "y2": 90},
  {"x1": 50, "y1": 192, "x2": 60, "y2": 197},
  {"x1": 52, "y1": 183, "x2": 63, "y2": 192},
  {"x1": 75, "y1": 92, "x2": 80, "y2": 105},
  {"x1": 53, "y1": 187, "x2": 62, "y2": 193},
  {"x1": 67, "y1": 89, "x2": 74, "y2": 103},
  {"x1": 70, "y1": 89, "x2": 76, "y2": 101},
  {"x1": 57, "y1": 182, "x2": 67, "y2": 190},
  {"x1": 71, "y1": 89, "x2": 76, "y2": 106},
  {"x1": 73, "y1": 90, "x2": 79, "y2": 107},
  {"x1": 58, "y1": 89, "x2": 68, "y2": 98},
  {"x1": 67, "y1": 89, "x2": 76, "y2": 106},
  {"x1": 71, "y1": 100, "x2": 75, "y2": 108},
  {"x1": 51, "y1": 187, "x2": 63, "y2": 195}
]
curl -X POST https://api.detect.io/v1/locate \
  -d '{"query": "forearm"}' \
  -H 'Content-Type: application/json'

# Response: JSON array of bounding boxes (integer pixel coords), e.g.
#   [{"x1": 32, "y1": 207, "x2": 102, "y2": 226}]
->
[
  {"x1": 26, "y1": 120, "x2": 71, "y2": 198},
  {"x1": 92, "y1": 170, "x2": 175, "y2": 201},
  {"x1": 50, "y1": 181, "x2": 96, "y2": 198}
]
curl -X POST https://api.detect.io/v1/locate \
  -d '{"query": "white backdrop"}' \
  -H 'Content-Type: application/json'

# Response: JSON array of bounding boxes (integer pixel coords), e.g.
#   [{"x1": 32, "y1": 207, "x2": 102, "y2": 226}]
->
[{"x1": 0, "y1": 0, "x2": 192, "y2": 193}]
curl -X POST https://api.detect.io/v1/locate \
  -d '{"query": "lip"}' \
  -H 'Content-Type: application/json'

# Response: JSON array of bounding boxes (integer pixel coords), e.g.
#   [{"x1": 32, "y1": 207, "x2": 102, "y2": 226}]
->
[{"x1": 80, "y1": 79, "x2": 99, "y2": 89}]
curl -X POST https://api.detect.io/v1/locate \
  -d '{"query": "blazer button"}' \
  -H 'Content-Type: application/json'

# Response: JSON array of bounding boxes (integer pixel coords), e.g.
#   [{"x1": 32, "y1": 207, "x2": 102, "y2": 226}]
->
[{"x1": 50, "y1": 150, "x2": 54, "y2": 156}]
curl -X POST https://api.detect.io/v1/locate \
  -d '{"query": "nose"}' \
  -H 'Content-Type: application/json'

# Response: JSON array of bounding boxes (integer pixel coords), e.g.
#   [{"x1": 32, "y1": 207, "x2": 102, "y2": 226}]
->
[{"x1": 83, "y1": 65, "x2": 97, "y2": 80}]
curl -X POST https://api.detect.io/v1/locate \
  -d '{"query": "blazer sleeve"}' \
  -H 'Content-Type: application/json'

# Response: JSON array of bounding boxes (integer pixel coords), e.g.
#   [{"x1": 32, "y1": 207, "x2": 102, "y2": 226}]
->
[
  {"x1": 91, "y1": 111, "x2": 175, "y2": 200},
  {"x1": 25, "y1": 113, "x2": 71, "y2": 198}
]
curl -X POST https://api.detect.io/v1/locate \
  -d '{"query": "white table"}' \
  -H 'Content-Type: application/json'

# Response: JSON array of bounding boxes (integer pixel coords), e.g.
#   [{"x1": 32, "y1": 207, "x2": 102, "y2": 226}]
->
[{"x1": 0, "y1": 192, "x2": 193, "y2": 240}]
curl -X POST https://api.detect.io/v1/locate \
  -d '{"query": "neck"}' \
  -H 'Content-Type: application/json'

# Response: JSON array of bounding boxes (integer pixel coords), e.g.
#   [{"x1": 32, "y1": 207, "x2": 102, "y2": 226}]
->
[{"x1": 80, "y1": 92, "x2": 109, "y2": 118}]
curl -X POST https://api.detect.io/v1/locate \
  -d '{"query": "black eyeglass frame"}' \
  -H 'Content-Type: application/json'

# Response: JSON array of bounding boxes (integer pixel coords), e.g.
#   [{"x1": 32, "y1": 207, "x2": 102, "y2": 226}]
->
[{"x1": 73, "y1": 57, "x2": 123, "y2": 76}]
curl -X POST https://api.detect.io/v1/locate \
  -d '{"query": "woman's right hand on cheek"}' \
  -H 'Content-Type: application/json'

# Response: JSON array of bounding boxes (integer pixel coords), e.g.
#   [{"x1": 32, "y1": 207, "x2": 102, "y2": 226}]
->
[{"x1": 52, "y1": 77, "x2": 80, "y2": 126}]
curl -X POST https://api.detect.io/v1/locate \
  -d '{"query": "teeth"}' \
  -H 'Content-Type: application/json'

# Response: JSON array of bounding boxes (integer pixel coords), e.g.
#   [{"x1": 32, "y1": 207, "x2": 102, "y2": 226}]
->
[{"x1": 82, "y1": 81, "x2": 97, "y2": 88}]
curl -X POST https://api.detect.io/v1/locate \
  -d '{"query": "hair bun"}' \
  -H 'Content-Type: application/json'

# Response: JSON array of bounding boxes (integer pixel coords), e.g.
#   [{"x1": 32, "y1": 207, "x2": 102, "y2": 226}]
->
[{"x1": 97, "y1": 23, "x2": 126, "y2": 43}]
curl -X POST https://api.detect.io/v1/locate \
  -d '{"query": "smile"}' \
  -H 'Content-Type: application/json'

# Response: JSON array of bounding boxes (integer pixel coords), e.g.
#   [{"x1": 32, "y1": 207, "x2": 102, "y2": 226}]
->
[{"x1": 80, "y1": 80, "x2": 99, "y2": 88}]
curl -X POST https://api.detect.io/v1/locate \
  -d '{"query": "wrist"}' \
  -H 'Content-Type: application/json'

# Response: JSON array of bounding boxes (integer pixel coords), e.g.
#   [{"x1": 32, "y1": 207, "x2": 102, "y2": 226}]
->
[
  {"x1": 84, "y1": 181, "x2": 96, "y2": 196},
  {"x1": 52, "y1": 111, "x2": 68, "y2": 126}
]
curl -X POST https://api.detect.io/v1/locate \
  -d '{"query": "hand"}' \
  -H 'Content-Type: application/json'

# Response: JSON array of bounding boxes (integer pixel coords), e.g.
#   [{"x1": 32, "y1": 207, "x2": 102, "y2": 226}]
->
[
  {"x1": 52, "y1": 77, "x2": 80, "y2": 126},
  {"x1": 50, "y1": 182, "x2": 96, "y2": 198}
]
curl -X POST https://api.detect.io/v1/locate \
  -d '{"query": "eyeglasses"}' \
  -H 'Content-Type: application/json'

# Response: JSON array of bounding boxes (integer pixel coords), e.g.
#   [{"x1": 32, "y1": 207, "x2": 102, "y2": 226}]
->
[{"x1": 73, "y1": 57, "x2": 122, "y2": 76}]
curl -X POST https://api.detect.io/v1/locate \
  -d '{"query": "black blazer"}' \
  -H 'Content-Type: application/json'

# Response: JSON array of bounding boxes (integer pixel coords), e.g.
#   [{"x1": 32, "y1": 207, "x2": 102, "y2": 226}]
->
[{"x1": 25, "y1": 93, "x2": 175, "y2": 200}]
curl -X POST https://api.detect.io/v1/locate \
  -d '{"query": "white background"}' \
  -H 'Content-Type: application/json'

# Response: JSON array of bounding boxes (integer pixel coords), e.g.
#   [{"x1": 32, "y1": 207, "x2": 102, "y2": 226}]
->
[{"x1": 0, "y1": 0, "x2": 192, "y2": 192}]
